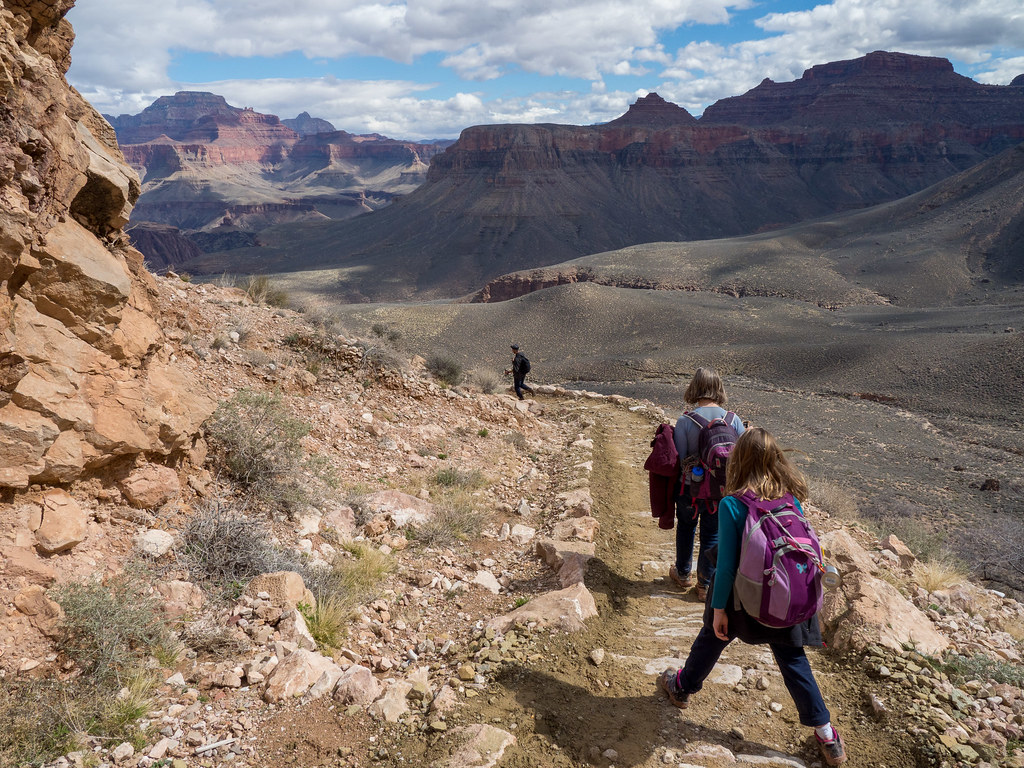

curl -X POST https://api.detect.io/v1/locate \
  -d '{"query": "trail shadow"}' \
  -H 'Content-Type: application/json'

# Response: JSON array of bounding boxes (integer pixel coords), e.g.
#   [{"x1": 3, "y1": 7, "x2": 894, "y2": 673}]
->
[
  {"x1": 494, "y1": 664, "x2": 786, "y2": 767},
  {"x1": 584, "y1": 557, "x2": 703, "y2": 613}
]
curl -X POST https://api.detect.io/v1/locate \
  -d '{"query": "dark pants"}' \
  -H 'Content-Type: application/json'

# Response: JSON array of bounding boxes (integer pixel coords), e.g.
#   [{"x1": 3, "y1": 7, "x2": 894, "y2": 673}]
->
[
  {"x1": 675, "y1": 496, "x2": 717, "y2": 587},
  {"x1": 673, "y1": 625, "x2": 831, "y2": 727},
  {"x1": 514, "y1": 376, "x2": 533, "y2": 399}
]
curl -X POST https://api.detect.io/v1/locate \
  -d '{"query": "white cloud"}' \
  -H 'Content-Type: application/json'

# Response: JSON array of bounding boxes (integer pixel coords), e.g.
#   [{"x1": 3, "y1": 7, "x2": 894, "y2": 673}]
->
[
  {"x1": 655, "y1": 0, "x2": 1024, "y2": 114},
  {"x1": 65, "y1": 0, "x2": 1024, "y2": 136}
]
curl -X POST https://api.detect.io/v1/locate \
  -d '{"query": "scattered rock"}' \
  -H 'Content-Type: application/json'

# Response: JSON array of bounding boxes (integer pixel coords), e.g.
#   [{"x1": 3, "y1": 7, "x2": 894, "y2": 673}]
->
[
  {"x1": 333, "y1": 664, "x2": 381, "y2": 706},
  {"x1": 263, "y1": 649, "x2": 342, "y2": 703},
  {"x1": 589, "y1": 648, "x2": 606, "y2": 666},
  {"x1": 34, "y1": 489, "x2": 87, "y2": 554},
  {"x1": 119, "y1": 464, "x2": 180, "y2": 509},
  {"x1": 487, "y1": 582, "x2": 597, "y2": 633},
  {"x1": 134, "y1": 528, "x2": 175, "y2": 557}
]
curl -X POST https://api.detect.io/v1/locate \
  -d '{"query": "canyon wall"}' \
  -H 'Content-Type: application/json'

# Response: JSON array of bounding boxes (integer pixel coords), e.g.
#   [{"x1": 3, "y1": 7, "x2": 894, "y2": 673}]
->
[{"x1": 0, "y1": 0, "x2": 213, "y2": 488}]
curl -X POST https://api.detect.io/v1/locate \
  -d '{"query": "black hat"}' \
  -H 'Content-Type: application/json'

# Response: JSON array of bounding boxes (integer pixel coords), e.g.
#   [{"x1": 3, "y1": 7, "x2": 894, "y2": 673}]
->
[{"x1": 510, "y1": 343, "x2": 519, "y2": 350}]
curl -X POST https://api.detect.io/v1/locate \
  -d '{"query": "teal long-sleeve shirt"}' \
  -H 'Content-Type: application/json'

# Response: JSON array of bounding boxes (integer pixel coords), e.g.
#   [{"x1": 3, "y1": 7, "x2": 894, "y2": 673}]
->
[{"x1": 711, "y1": 494, "x2": 805, "y2": 610}]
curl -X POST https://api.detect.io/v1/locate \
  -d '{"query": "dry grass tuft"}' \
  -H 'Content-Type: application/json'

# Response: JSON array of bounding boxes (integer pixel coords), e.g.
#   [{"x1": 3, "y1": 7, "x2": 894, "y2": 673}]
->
[
  {"x1": 413, "y1": 492, "x2": 486, "y2": 546},
  {"x1": 808, "y1": 477, "x2": 859, "y2": 519},
  {"x1": 913, "y1": 559, "x2": 968, "y2": 593}
]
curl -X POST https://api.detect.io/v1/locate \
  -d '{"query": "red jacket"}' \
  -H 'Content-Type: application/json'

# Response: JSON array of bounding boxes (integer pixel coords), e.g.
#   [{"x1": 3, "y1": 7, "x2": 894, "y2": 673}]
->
[{"x1": 644, "y1": 423, "x2": 679, "y2": 529}]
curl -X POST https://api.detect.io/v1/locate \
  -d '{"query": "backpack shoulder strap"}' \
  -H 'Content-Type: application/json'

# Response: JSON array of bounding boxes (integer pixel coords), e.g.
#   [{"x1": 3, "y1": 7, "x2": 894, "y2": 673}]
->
[
  {"x1": 684, "y1": 411, "x2": 709, "y2": 429},
  {"x1": 725, "y1": 411, "x2": 737, "y2": 424}
]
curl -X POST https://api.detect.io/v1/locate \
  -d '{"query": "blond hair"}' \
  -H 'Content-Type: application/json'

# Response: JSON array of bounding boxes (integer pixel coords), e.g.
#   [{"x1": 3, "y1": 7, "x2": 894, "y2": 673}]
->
[
  {"x1": 683, "y1": 367, "x2": 727, "y2": 406},
  {"x1": 725, "y1": 427, "x2": 808, "y2": 502}
]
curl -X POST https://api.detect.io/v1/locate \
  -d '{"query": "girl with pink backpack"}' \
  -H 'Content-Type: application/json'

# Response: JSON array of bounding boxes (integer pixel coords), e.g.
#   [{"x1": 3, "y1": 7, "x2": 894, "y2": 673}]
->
[{"x1": 658, "y1": 427, "x2": 847, "y2": 766}]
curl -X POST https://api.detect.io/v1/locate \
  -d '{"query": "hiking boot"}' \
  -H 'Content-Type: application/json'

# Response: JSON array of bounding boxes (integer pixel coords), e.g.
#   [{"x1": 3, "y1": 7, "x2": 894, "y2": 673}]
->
[
  {"x1": 816, "y1": 728, "x2": 847, "y2": 766},
  {"x1": 695, "y1": 583, "x2": 709, "y2": 601},
  {"x1": 658, "y1": 669, "x2": 690, "y2": 709},
  {"x1": 669, "y1": 566, "x2": 693, "y2": 589}
]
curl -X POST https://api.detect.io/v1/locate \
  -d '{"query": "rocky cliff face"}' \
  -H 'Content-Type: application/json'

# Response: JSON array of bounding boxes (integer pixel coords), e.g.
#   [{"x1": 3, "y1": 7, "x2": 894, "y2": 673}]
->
[
  {"x1": 106, "y1": 93, "x2": 450, "y2": 262},
  {"x1": 282, "y1": 111, "x2": 336, "y2": 136},
  {"x1": 237, "y1": 51, "x2": 1024, "y2": 301},
  {"x1": 0, "y1": 0, "x2": 213, "y2": 488}
]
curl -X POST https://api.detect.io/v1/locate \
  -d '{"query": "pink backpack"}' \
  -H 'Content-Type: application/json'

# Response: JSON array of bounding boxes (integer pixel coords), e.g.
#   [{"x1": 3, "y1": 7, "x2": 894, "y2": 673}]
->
[{"x1": 733, "y1": 492, "x2": 824, "y2": 628}]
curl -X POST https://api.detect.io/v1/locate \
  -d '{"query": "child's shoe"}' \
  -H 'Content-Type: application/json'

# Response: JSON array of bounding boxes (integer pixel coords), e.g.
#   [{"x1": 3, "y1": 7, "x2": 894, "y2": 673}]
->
[
  {"x1": 658, "y1": 669, "x2": 690, "y2": 709},
  {"x1": 815, "y1": 728, "x2": 847, "y2": 766}
]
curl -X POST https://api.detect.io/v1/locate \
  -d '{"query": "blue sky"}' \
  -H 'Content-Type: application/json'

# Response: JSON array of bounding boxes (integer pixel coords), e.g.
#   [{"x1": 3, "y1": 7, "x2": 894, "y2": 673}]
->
[{"x1": 66, "y1": 0, "x2": 1024, "y2": 141}]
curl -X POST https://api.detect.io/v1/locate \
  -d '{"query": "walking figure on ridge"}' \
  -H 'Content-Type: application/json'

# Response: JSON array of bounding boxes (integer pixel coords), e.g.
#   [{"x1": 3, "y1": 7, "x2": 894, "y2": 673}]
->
[{"x1": 504, "y1": 343, "x2": 533, "y2": 400}]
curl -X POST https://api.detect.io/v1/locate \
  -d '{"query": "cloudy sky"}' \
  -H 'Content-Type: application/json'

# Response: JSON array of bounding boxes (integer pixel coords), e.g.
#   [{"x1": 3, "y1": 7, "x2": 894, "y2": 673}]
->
[{"x1": 66, "y1": 0, "x2": 1024, "y2": 141}]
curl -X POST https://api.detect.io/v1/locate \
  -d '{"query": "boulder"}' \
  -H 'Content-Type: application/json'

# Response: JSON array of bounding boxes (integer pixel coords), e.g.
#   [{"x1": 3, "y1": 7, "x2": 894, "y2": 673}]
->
[
  {"x1": 134, "y1": 528, "x2": 175, "y2": 558},
  {"x1": 821, "y1": 569, "x2": 948, "y2": 655},
  {"x1": 509, "y1": 524, "x2": 536, "y2": 546},
  {"x1": 472, "y1": 570, "x2": 501, "y2": 594},
  {"x1": 0, "y1": 545, "x2": 56, "y2": 585},
  {"x1": 277, "y1": 608, "x2": 317, "y2": 651},
  {"x1": 487, "y1": 583, "x2": 597, "y2": 634},
  {"x1": 155, "y1": 580, "x2": 204, "y2": 618},
  {"x1": 321, "y1": 503, "x2": 355, "y2": 540},
  {"x1": 34, "y1": 489, "x2": 86, "y2": 554},
  {"x1": 119, "y1": 464, "x2": 181, "y2": 509},
  {"x1": 245, "y1": 571, "x2": 314, "y2": 609},
  {"x1": 552, "y1": 515, "x2": 600, "y2": 542},
  {"x1": 263, "y1": 649, "x2": 341, "y2": 703},
  {"x1": 332, "y1": 664, "x2": 381, "y2": 706},
  {"x1": 368, "y1": 678, "x2": 413, "y2": 722},
  {"x1": 362, "y1": 490, "x2": 434, "y2": 528},
  {"x1": 14, "y1": 585, "x2": 63, "y2": 636},
  {"x1": 882, "y1": 534, "x2": 916, "y2": 570},
  {"x1": 437, "y1": 724, "x2": 517, "y2": 768}
]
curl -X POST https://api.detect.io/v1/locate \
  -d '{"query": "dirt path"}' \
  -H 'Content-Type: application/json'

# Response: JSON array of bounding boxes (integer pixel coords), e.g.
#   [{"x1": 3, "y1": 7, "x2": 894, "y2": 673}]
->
[{"x1": 438, "y1": 401, "x2": 919, "y2": 768}]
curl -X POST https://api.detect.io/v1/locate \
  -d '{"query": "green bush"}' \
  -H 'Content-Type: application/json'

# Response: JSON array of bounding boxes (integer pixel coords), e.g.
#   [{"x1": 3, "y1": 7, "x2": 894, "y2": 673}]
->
[
  {"x1": 411, "y1": 494, "x2": 484, "y2": 546},
  {"x1": 205, "y1": 389, "x2": 310, "y2": 505},
  {"x1": 1, "y1": 573, "x2": 170, "y2": 765},
  {"x1": 432, "y1": 466, "x2": 486, "y2": 489},
  {"x1": 425, "y1": 353, "x2": 463, "y2": 387},
  {"x1": 241, "y1": 274, "x2": 289, "y2": 307},
  {"x1": 54, "y1": 571, "x2": 170, "y2": 684}
]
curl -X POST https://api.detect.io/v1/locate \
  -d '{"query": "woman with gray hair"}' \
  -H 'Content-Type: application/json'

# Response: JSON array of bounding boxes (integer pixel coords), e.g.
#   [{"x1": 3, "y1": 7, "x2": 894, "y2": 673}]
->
[{"x1": 669, "y1": 367, "x2": 745, "y2": 600}]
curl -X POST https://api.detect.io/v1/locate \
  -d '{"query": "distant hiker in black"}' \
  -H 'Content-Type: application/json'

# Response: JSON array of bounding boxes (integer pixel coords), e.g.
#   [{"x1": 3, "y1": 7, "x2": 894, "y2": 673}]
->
[{"x1": 504, "y1": 343, "x2": 533, "y2": 400}]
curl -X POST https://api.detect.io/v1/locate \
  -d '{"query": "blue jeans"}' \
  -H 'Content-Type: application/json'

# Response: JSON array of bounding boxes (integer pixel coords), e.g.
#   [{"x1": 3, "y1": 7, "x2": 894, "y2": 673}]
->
[
  {"x1": 672, "y1": 625, "x2": 831, "y2": 727},
  {"x1": 675, "y1": 496, "x2": 717, "y2": 586}
]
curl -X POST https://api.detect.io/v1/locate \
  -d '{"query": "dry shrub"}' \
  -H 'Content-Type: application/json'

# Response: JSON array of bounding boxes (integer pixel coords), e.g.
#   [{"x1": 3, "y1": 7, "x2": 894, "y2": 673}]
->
[
  {"x1": 808, "y1": 477, "x2": 859, "y2": 519},
  {"x1": 412, "y1": 493, "x2": 485, "y2": 546},
  {"x1": 309, "y1": 542, "x2": 394, "y2": 610},
  {"x1": 53, "y1": 571, "x2": 170, "y2": 685},
  {"x1": 913, "y1": 559, "x2": 967, "y2": 593},
  {"x1": 466, "y1": 368, "x2": 502, "y2": 394},
  {"x1": 181, "y1": 616, "x2": 252, "y2": 655},
  {"x1": 858, "y1": 500, "x2": 949, "y2": 562},
  {"x1": 425, "y1": 352, "x2": 463, "y2": 386},
  {"x1": 298, "y1": 593, "x2": 350, "y2": 651},
  {"x1": 362, "y1": 344, "x2": 406, "y2": 377},
  {"x1": 3, "y1": 575, "x2": 168, "y2": 765},
  {"x1": 178, "y1": 498, "x2": 303, "y2": 593},
  {"x1": 431, "y1": 466, "x2": 487, "y2": 490},
  {"x1": 955, "y1": 515, "x2": 1024, "y2": 597}
]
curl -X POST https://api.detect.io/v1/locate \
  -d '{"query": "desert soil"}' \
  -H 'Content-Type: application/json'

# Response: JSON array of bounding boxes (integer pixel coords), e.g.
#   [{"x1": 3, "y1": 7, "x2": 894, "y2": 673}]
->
[{"x1": 256, "y1": 401, "x2": 917, "y2": 768}]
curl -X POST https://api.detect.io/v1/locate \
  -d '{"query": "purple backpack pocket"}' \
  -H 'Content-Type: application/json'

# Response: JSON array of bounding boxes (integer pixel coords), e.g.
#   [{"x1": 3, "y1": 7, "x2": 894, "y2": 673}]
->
[{"x1": 733, "y1": 493, "x2": 824, "y2": 628}]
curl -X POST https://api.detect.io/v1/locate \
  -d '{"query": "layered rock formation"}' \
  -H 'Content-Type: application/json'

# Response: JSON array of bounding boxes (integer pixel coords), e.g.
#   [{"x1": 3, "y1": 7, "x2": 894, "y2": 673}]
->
[
  {"x1": 0, "y1": 0, "x2": 213, "y2": 488},
  {"x1": 282, "y1": 111, "x2": 336, "y2": 136},
  {"x1": 219, "y1": 51, "x2": 1024, "y2": 301},
  {"x1": 106, "y1": 93, "x2": 450, "y2": 263}
]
